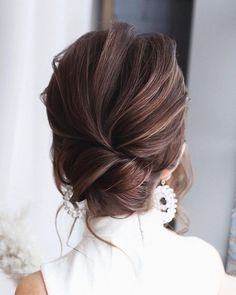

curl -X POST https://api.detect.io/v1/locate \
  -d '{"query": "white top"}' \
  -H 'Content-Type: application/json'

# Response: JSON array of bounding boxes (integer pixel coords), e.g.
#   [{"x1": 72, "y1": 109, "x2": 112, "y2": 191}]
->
[{"x1": 40, "y1": 206, "x2": 226, "y2": 295}]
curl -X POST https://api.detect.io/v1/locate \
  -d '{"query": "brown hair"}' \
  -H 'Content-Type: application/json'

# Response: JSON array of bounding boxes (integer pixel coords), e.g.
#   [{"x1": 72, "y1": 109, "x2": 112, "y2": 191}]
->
[{"x1": 40, "y1": 21, "x2": 193, "y2": 250}]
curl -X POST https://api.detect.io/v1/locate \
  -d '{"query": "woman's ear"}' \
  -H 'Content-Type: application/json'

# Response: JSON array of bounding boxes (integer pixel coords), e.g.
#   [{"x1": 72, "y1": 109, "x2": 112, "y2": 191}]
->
[
  {"x1": 160, "y1": 142, "x2": 186, "y2": 181},
  {"x1": 160, "y1": 168, "x2": 172, "y2": 181},
  {"x1": 174, "y1": 141, "x2": 186, "y2": 169}
]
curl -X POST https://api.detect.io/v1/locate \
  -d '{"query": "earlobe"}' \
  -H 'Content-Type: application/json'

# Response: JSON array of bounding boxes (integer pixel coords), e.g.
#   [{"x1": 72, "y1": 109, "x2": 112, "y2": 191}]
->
[{"x1": 160, "y1": 168, "x2": 172, "y2": 181}]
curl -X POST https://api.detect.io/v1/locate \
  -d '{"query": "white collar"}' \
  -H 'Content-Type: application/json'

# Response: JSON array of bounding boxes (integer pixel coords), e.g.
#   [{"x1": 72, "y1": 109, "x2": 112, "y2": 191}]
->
[{"x1": 82, "y1": 206, "x2": 166, "y2": 247}]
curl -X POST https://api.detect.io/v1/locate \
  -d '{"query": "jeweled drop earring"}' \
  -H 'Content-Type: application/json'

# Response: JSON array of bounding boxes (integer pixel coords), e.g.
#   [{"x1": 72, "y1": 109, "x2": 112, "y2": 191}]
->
[
  {"x1": 62, "y1": 184, "x2": 87, "y2": 218},
  {"x1": 154, "y1": 179, "x2": 178, "y2": 224},
  {"x1": 55, "y1": 185, "x2": 88, "y2": 257}
]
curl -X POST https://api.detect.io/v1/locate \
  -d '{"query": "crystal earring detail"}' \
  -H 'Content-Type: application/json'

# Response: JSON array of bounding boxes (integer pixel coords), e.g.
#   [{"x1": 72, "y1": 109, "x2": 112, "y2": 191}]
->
[
  {"x1": 62, "y1": 185, "x2": 87, "y2": 218},
  {"x1": 154, "y1": 179, "x2": 178, "y2": 224}
]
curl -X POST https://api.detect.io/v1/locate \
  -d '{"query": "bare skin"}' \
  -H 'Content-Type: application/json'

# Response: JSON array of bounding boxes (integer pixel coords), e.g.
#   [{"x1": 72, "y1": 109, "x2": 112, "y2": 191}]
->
[{"x1": 15, "y1": 271, "x2": 47, "y2": 295}]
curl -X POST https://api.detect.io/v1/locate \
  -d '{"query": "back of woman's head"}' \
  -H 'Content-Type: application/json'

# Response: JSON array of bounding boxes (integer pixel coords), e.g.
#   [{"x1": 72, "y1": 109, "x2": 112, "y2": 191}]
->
[{"x1": 40, "y1": 21, "x2": 192, "y2": 223}]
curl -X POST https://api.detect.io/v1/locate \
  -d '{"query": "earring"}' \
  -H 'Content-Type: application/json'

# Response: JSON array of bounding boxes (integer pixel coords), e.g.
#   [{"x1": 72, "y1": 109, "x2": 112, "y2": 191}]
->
[
  {"x1": 62, "y1": 185, "x2": 87, "y2": 218},
  {"x1": 154, "y1": 179, "x2": 178, "y2": 224}
]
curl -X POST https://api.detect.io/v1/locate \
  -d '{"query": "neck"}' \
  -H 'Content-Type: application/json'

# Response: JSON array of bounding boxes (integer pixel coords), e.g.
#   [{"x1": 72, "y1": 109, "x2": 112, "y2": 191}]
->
[{"x1": 82, "y1": 205, "x2": 166, "y2": 247}]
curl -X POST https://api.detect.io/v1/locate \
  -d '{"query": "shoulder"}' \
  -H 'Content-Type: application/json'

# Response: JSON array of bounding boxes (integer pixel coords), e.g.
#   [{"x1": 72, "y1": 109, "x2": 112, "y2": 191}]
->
[
  {"x1": 182, "y1": 235, "x2": 225, "y2": 283},
  {"x1": 186, "y1": 235, "x2": 224, "y2": 268},
  {"x1": 164, "y1": 230, "x2": 225, "y2": 275},
  {"x1": 15, "y1": 271, "x2": 47, "y2": 295},
  {"x1": 174, "y1": 234, "x2": 226, "y2": 292},
  {"x1": 219, "y1": 273, "x2": 236, "y2": 294},
  {"x1": 167, "y1": 229, "x2": 224, "y2": 267}
]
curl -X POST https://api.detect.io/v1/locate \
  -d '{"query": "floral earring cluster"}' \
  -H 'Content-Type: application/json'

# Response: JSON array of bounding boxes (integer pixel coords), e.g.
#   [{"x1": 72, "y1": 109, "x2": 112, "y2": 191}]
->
[
  {"x1": 62, "y1": 185, "x2": 87, "y2": 218},
  {"x1": 154, "y1": 179, "x2": 178, "y2": 224}
]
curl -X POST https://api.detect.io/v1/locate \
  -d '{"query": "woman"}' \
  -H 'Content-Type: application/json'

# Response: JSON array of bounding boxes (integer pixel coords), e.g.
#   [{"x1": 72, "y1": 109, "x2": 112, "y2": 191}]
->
[{"x1": 15, "y1": 21, "x2": 235, "y2": 294}]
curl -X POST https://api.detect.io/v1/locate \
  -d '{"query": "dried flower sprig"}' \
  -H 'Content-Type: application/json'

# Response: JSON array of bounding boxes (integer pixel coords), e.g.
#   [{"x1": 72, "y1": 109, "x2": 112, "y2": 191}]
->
[{"x1": 0, "y1": 206, "x2": 42, "y2": 284}]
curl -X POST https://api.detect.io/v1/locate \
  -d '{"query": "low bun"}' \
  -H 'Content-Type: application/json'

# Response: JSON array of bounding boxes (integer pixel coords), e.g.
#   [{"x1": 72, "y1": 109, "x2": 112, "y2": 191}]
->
[
  {"x1": 52, "y1": 135, "x2": 153, "y2": 216},
  {"x1": 40, "y1": 21, "x2": 192, "y2": 226}
]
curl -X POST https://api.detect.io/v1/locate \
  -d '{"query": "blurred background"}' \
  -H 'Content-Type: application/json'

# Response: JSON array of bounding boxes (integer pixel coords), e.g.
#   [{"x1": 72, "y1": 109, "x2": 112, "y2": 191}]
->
[{"x1": 0, "y1": 0, "x2": 236, "y2": 293}]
